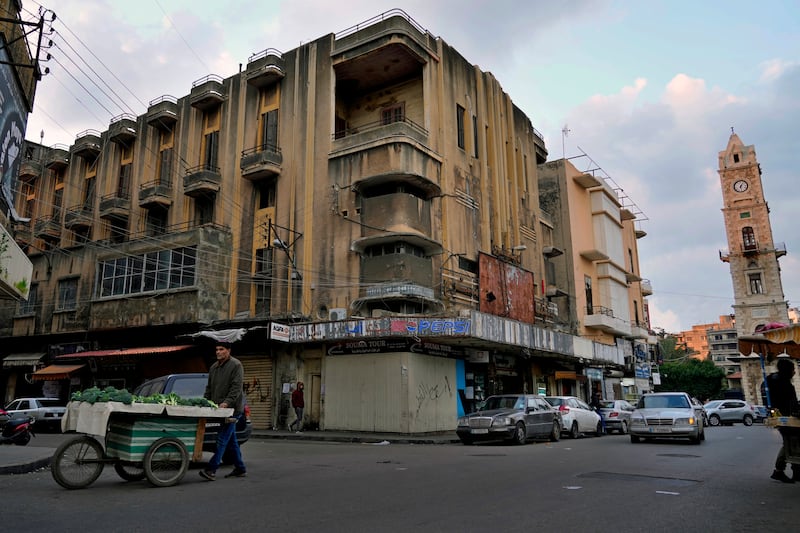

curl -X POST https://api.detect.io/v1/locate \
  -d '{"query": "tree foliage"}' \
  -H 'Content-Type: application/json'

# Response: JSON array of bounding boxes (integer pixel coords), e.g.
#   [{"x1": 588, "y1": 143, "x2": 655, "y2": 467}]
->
[{"x1": 655, "y1": 359, "x2": 726, "y2": 401}]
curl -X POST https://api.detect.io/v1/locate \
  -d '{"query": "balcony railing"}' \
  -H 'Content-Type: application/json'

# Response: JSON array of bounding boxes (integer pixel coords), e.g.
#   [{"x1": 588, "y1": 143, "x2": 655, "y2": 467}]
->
[
  {"x1": 138, "y1": 179, "x2": 173, "y2": 208},
  {"x1": 109, "y1": 113, "x2": 137, "y2": 144},
  {"x1": 332, "y1": 116, "x2": 428, "y2": 144},
  {"x1": 240, "y1": 143, "x2": 282, "y2": 181},
  {"x1": 184, "y1": 164, "x2": 222, "y2": 197},
  {"x1": 73, "y1": 130, "x2": 102, "y2": 159},
  {"x1": 189, "y1": 74, "x2": 225, "y2": 110},
  {"x1": 147, "y1": 95, "x2": 179, "y2": 130},
  {"x1": 99, "y1": 190, "x2": 131, "y2": 220}
]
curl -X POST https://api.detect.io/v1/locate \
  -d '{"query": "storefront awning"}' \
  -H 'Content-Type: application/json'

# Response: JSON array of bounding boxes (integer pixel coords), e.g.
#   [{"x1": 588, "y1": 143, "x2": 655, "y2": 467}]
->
[
  {"x1": 55, "y1": 345, "x2": 194, "y2": 359},
  {"x1": 2, "y1": 352, "x2": 46, "y2": 368},
  {"x1": 31, "y1": 364, "x2": 86, "y2": 381}
]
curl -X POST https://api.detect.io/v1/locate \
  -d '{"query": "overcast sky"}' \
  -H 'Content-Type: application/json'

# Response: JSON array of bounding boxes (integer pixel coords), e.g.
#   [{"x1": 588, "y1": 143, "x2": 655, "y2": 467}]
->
[{"x1": 19, "y1": 0, "x2": 800, "y2": 333}]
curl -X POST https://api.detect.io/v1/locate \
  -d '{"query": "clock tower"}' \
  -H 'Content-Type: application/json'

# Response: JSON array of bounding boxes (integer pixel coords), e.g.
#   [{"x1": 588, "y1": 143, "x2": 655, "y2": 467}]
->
[{"x1": 718, "y1": 131, "x2": 789, "y2": 337}]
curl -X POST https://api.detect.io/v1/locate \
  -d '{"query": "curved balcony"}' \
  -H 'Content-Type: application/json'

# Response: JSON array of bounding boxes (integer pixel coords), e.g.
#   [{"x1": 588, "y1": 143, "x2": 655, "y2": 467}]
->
[
  {"x1": 73, "y1": 130, "x2": 102, "y2": 159},
  {"x1": 183, "y1": 164, "x2": 221, "y2": 197},
  {"x1": 147, "y1": 95, "x2": 179, "y2": 130},
  {"x1": 139, "y1": 179, "x2": 173, "y2": 208},
  {"x1": 18, "y1": 160, "x2": 41, "y2": 181},
  {"x1": 240, "y1": 143, "x2": 282, "y2": 181},
  {"x1": 45, "y1": 144, "x2": 70, "y2": 170},
  {"x1": 64, "y1": 205, "x2": 94, "y2": 230},
  {"x1": 190, "y1": 75, "x2": 225, "y2": 110},
  {"x1": 99, "y1": 191, "x2": 131, "y2": 221},
  {"x1": 245, "y1": 49, "x2": 285, "y2": 88},
  {"x1": 33, "y1": 215, "x2": 61, "y2": 240},
  {"x1": 109, "y1": 113, "x2": 137, "y2": 144},
  {"x1": 352, "y1": 232, "x2": 442, "y2": 257}
]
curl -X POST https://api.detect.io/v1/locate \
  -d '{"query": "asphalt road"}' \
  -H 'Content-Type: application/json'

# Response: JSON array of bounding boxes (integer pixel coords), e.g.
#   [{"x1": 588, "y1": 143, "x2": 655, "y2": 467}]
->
[{"x1": 3, "y1": 424, "x2": 796, "y2": 532}]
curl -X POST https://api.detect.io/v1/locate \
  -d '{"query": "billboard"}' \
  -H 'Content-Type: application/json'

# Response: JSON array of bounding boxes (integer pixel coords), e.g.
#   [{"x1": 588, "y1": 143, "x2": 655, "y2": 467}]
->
[{"x1": 0, "y1": 42, "x2": 28, "y2": 216}]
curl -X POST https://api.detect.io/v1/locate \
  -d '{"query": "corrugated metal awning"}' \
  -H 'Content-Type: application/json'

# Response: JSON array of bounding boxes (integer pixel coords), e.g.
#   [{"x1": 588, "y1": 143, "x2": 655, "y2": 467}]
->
[
  {"x1": 31, "y1": 364, "x2": 86, "y2": 381},
  {"x1": 2, "y1": 352, "x2": 46, "y2": 368},
  {"x1": 55, "y1": 345, "x2": 193, "y2": 359}
]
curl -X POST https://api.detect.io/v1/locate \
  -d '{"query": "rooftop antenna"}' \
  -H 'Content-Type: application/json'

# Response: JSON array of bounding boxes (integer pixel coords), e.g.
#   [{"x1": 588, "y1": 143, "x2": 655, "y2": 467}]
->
[{"x1": 561, "y1": 124, "x2": 570, "y2": 159}]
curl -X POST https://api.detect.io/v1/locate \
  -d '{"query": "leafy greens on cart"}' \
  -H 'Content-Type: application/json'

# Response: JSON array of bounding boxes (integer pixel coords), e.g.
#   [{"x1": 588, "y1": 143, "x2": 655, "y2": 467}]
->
[{"x1": 71, "y1": 386, "x2": 217, "y2": 408}]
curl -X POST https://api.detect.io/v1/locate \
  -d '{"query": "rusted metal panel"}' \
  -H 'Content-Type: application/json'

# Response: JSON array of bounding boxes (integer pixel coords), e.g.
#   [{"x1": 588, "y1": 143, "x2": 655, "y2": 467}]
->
[{"x1": 478, "y1": 252, "x2": 535, "y2": 324}]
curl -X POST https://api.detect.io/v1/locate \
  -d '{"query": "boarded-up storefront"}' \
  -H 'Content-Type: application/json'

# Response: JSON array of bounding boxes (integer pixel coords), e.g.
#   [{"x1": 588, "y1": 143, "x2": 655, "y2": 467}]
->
[
  {"x1": 240, "y1": 356, "x2": 274, "y2": 430},
  {"x1": 323, "y1": 352, "x2": 456, "y2": 433}
]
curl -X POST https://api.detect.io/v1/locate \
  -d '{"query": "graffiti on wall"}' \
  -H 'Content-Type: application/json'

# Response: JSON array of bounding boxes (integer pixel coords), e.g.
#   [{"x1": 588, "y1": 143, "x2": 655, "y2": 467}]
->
[
  {"x1": 415, "y1": 375, "x2": 452, "y2": 416},
  {"x1": 243, "y1": 377, "x2": 270, "y2": 402}
]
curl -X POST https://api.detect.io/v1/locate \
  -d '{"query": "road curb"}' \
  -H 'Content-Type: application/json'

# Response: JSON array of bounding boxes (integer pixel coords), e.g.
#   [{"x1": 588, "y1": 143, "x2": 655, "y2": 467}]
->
[{"x1": 0, "y1": 455, "x2": 51, "y2": 475}]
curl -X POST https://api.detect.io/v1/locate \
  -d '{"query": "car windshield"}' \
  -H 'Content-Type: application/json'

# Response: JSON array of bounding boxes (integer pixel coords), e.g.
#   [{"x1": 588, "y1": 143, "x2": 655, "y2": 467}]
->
[
  {"x1": 483, "y1": 396, "x2": 523, "y2": 411},
  {"x1": 39, "y1": 399, "x2": 63, "y2": 407},
  {"x1": 639, "y1": 395, "x2": 690, "y2": 409},
  {"x1": 544, "y1": 397, "x2": 563, "y2": 407}
]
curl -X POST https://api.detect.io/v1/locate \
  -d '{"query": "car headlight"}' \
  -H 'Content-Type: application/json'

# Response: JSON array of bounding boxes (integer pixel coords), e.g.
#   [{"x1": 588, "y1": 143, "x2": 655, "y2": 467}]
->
[
  {"x1": 492, "y1": 417, "x2": 512, "y2": 427},
  {"x1": 674, "y1": 417, "x2": 695, "y2": 426},
  {"x1": 630, "y1": 415, "x2": 645, "y2": 426},
  {"x1": 457, "y1": 417, "x2": 469, "y2": 427}
]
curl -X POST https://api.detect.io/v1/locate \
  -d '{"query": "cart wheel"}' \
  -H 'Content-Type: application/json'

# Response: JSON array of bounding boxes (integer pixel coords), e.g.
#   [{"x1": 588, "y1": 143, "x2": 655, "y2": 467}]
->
[
  {"x1": 114, "y1": 461, "x2": 146, "y2": 482},
  {"x1": 143, "y1": 437, "x2": 189, "y2": 487},
  {"x1": 51, "y1": 436, "x2": 105, "y2": 490}
]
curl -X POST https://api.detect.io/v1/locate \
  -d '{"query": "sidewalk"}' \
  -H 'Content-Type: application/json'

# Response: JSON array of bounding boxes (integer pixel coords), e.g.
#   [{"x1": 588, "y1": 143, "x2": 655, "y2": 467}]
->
[{"x1": 0, "y1": 429, "x2": 460, "y2": 475}]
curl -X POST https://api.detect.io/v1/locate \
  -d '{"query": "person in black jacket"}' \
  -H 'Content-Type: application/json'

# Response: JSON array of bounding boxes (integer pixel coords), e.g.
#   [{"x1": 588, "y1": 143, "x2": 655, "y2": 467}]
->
[{"x1": 768, "y1": 358, "x2": 798, "y2": 483}]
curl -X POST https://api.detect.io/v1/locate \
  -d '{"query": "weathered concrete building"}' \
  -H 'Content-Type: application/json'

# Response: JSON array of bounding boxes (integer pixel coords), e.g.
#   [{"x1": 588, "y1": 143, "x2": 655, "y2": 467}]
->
[{"x1": 1, "y1": 10, "x2": 653, "y2": 433}]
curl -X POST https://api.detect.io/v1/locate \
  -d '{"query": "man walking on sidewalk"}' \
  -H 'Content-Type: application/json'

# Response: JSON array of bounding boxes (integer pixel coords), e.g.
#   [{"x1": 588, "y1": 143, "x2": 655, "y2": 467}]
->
[{"x1": 289, "y1": 381, "x2": 305, "y2": 433}]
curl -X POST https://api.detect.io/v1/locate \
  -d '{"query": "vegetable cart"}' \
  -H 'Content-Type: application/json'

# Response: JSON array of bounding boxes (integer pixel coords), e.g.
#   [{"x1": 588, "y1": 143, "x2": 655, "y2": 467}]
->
[
  {"x1": 52, "y1": 401, "x2": 233, "y2": 489},
  {"x1": 765, "y1": 416, "x2": 800, "y2": 465}
]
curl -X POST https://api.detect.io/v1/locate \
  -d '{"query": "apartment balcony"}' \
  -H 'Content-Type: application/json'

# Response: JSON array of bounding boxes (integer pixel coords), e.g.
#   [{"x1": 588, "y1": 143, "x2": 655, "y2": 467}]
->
[
  {"x1": 640, "y1": 279, "x2": 653, "y2": 296},
  {"x1": 579, "y1": 248, "x2": 609, "y2": 262},
  {"x1": 138, "y1": 179, "x2": 173, "y2": 208},
  {"x1": 625, "y1": 271, "x2": 642, "y2": 283},
  {"x1": 240, "y1": 143, "x2": 282, "y2": 181},
  {"x1": 108, "y1": 113, "x2": 137, "y2": 144},
  {"x1": 183, "y1": 164, "x2": 221, "y2": 197},
  {"x1": 719, "y1": 241, "x2": 787, "y2": 262},
  {"x1": 64, "y1": 205, "x2": 94, "y2": 230},
  {"x1": 331, "y1": 117, "x2": 429, "y2": 154},
  {"x1": 361, "y1": 193, "x2": 431, "y2": 237},
  {"x1": 33, "y1": 215, "x2": 61, "y2": 241},
  {"x1": 584, "y1": 306, "x2": 631, "y2": 337},
  {"x1": 244, "y1": 48, "x2": 285, "y2": 88},
  {"x1": 99, "y1": 191, "x2": 131, "y2": 221},
  {"x1": 45, "y1": 144, "x2": 70, "y2": 170},
  {"x1": 11, "y1": 220, "x2": 32, "y2": 247},
  {"x1": 73, "y1": 130, "x2": 102, "y2": 159},
  {"x1": 573, "y1": 172, "x2": 602, "y2": 189},
  {"x1": 146, "y1": 95, "x2": 179, "y2": 130},
  {"x1": 629, "y1": 321, "x2": 650, "y2": 340},
  {"x1": 189, "y1": 75, "x2": 225, "y2": 110},
  {"x1": 18, "y1": 160, "x2": 42, "y2": 181}
]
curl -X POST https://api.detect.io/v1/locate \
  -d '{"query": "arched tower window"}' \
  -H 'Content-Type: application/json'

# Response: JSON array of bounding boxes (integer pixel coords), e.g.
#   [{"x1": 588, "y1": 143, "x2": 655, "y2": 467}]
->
[{"x1": 742, "y1": 226, "x2": 756, "y2": 251}]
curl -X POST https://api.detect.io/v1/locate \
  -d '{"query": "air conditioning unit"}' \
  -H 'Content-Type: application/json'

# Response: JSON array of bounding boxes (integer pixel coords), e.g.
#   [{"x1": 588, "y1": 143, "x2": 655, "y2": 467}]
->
[{"x1": 328, "y1": 308, "x2": 347, "y2": 321}]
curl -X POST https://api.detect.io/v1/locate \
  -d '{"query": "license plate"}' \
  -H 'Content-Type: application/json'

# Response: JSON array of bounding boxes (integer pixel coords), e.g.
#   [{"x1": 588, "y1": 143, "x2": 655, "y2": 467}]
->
[
  {"x1": 652, "y1": 426, "x2": 671, "y2": 433},
  {"x1": 471, "y1": 429, "x2": 489, "y2": 434}
]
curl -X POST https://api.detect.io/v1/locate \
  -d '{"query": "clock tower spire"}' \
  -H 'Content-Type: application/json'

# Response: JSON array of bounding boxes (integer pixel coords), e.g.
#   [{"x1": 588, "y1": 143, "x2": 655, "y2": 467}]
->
[{"x1": 718, "y1": 132, "x2": 789, "y2": 337}]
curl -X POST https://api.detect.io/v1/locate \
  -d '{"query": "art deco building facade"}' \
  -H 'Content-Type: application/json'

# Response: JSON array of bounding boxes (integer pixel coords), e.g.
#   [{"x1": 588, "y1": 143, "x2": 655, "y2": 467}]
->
[{"x1": 0, "y1": 10, "x2": 653, "y2": 432}]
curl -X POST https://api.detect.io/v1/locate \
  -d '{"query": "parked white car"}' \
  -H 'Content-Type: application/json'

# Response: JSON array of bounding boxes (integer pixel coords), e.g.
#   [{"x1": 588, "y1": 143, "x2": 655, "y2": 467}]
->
[
  {"x1": 3, "y1": 398, "x2": 66, "y2": 430},
  {"x1": 544, "y1": 396, "x2": 602, "y2": 438},
  {"x1": 703, "y1": 399, "x2": 756, "y2": 426},
  {"x1": 597, "y1": 399, "x2": 636, "y2": 434}
]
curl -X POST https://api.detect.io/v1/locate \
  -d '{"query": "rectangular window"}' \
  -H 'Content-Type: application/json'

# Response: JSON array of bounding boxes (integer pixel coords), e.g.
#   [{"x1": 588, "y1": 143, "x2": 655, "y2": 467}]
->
[
  {"x1": 257, "y1": 181, "x2": 276, "y2": 209},
  {"x1": 83, "y1": 176, "x2": 95, "y2": 208},
  {"x1": 472, "y1": 115, "x2": 478, "y2": 158},
  {"x1": 456, "y1": 105, "x2": 465, "y2": 149},
  {"x1": 255, "y1": 247, "x2": 273, "y2": 316},
  {"x1": 584, "y1": 275, "x2": 593, "y2": 315},
  {"x1": 158, "y1": 148, "x2": 173, "y2": 184},
  {"x1": 260, "y1": 109, "x2": 279, "y2": 150},
  {"x1": 98, "y1": 246, "x2": 197, "y2": 298},
  {"x1": 57, "y1": 278, "x2": 78, "y2": 311},
  {"x1": 203, "y1": 131, "x2": 219, "y2": 170},
  {"x1": 381, "y1": 103, "x2": 404, "y2": 125},
  {"x1": 118, "y1": 163, "x2": 131, "y2": 197},
  {"x1": 52, "y1": 168, "x2": 65, "y2": 219},
  {"x1": 21, "y1": 181, "x2": 35, "y2": 218},
  {"x1": 17, "y1": 284, "x2": 37, "y2": 315},
  {"x1": 146, "y1": 208, "x2": 168, "y2": 236},
  {"x1": 195, "y1": 196, "x2": 214, "y2": 225},
  {"x1": 749, "y1": 273, "x2": 763, "y2": 295}
]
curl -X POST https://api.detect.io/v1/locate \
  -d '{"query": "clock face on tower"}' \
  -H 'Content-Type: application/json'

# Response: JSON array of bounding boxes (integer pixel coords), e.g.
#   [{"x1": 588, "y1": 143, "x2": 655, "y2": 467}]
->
[{"x1": 733, "y1": 180, "x2": 749, "y2": 193}]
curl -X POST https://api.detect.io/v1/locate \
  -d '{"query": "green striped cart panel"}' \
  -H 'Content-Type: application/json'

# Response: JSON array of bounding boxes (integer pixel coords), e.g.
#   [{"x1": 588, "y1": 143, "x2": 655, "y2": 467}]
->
[{"x1": 106, "y1": 417, "x2": 197, "y2": 462}]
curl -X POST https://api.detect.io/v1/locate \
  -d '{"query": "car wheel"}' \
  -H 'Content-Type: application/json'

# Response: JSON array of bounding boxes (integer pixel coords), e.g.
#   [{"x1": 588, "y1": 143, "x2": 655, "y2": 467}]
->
[
  {"x1": 619, "y1": 421, "x2": 628, "y2": 435},
  {"x1": 459, "y1": 437, "x2": 473, "y2": 446},
  {"x1": 630, "y1": 435, "x2": 640, "y2": 443},
  {"x1": 743, "y1": 415, "x2": 753, "y2": 426},
  {"x1": 689, "y1": 434, "x2": 702, "y2": 444},
  {"x1": 550, "y1": 421, "x2": 561, "y2": 442},
  {"x1": 709, "y1": 414, "x2": 721, "y2": 426},
  {"x1": 569, "y1": 422, "x2": 579, "y2": 439},
  {"x1": 511, "y1": 422, "x2": 526, "y2": 445}
]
